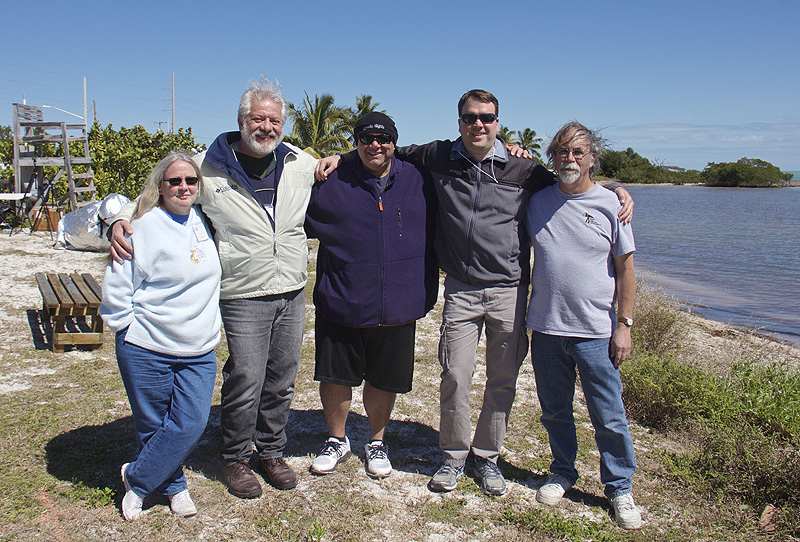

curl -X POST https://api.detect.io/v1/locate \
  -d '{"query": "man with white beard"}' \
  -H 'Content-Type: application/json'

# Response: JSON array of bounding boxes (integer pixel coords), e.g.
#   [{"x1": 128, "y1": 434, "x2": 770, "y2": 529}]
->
[
  {"x1": 524, "y1": 122, "x2": 641, "y2": 530},
  {"x1": 110, "y1": 78, "x2": 317, "y2": 499}
]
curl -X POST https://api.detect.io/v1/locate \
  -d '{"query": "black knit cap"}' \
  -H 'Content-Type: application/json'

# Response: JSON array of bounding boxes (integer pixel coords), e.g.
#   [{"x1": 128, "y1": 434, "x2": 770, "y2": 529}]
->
[{"x1": 354, "y1": 112, "x2": 397, "y2": 143}]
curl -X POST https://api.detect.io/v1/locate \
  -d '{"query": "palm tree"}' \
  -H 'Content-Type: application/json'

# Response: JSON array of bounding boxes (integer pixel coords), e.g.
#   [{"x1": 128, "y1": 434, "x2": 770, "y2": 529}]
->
[
  {"x1": 497, "y1": 125, "x2": 517, "y2": 145},
  {"x1": 351, "y1": 95, "x2": 384, "y2": 120},
  {"x1": 516, "y1": 128, "x2": 543, "y2": 161},
  {"x1": 285, "y1": 92, "x2": 351, "y2": 158}
]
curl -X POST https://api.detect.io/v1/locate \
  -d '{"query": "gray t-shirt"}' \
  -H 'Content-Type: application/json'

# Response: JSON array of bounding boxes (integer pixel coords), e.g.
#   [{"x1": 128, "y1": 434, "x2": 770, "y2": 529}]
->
[{"x1": 525, "y1": 183, "x2": 635, "y2": 338}]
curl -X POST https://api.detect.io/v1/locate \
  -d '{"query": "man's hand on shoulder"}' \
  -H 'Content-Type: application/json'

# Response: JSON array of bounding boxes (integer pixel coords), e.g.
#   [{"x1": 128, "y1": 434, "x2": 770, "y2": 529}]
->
[
  {"x1": 315, "y1": 155, "x2": 342, "y2": 181},
  {"x1": 110, "y1": 220, "x2": 134, "y2": 263},
  {"x1": 506, "y1": 143, "x2": 533, "y2": 159},
  {"x1": 615, "y1": 187, "x2": 634, "y2": 224}
]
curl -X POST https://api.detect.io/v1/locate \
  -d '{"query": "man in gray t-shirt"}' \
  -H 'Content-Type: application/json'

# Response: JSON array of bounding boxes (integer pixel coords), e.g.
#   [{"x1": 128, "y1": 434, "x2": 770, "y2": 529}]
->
[{"x1": 524, "y1": 122, "x2": 642, "y2": 530}]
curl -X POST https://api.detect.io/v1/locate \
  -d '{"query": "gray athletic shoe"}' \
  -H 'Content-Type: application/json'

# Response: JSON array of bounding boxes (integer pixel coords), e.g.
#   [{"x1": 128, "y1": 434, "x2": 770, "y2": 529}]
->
[
  {"x1": 474, "y1": 457, "x2": 507, "y2": 496},
  {"x1": 428, "y1": 463, "x2": 464, "y2": 492}
]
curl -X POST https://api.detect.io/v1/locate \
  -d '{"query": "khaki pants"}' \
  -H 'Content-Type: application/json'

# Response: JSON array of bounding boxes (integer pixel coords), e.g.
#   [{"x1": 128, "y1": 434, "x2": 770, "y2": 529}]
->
[{"x1": 437, "y1": 275, "x2": 529, "y2": 465}]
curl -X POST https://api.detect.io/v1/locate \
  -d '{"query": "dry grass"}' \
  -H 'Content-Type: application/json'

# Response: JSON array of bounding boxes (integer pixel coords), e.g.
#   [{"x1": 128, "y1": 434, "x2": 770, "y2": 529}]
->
[{"x1": 0, "y1": 231, "x2": 797, "y2": 541}]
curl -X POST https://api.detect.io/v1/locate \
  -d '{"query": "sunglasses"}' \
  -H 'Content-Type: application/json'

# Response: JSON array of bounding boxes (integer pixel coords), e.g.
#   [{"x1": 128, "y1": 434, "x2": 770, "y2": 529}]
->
[
  {"x1": 163, "y1": 177, "x2": 199, "y2": 186},
  {"x1": 459, "y1": 113, "x2": 498, "y2": 125},
  {"x1": 357, "y1": 133, "x2": 393, "y2": 145}
]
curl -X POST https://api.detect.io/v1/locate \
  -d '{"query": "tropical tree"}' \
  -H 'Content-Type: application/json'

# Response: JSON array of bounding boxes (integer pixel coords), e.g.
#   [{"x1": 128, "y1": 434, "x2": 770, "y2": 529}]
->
[
  {"x1": 497, "y1": 125, "x2": 516, "y2": 144},
  {"x1": 516, "y1": 128, "x2": 543, "y2": 161},
  {"x1": 701, "y1": 157, "x2": 788, "y2": 187},
  {"x1": 285, "y1": 92, "x2": 351, "y2": 158},
  {"x1": 0, "y1": 125, "x2": 12, "y2": 180}
]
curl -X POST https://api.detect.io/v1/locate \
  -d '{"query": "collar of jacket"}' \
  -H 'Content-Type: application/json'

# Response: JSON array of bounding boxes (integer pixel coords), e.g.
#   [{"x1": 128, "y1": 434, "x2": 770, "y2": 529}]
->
[
  {"x1": 352, "y1": 155, "x2": 402, "y2": 186},
  {"x1": 204, "y1": 131, "x2": 297, "y2": 200},
  {"x1": 450, "y1": 137, "x2": 509, "y2": 164}
]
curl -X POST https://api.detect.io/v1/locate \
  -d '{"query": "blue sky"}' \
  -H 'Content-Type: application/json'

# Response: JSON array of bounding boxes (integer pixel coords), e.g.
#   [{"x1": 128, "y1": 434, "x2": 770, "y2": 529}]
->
[{"x1": 2, "y1": 0, "x2": 797, "y2": 171}]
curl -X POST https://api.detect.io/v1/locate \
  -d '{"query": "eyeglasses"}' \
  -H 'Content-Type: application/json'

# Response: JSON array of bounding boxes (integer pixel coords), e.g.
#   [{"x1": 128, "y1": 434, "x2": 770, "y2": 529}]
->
[
  {"x1": 555, "y1": 147, "x2": 591, "y2": 159},
  {"x1": 163, "y1": 176, "x2": 199, "y2": 186},
  {"x1": 459, "y1": 113, "x2": 498, "y2": 125},
  {"x1": 357, "y1": 133, "x2": 393, "y2": 145}
]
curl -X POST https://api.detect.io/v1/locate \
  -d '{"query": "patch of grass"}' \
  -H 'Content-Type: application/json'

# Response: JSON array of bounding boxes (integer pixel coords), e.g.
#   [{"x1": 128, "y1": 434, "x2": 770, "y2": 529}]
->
[
  {"x1": 501, "y1": 507, "x2": 625, "y2": 541},
  {"x1": 422, "y1": 497, "x2": 484, "y2": 529},
  {"x1": 61, "y1": 481, "x2": 116, "y2": 507},
  {"x1": 253, "y1": 509, "x2": 308, "y2": 541}
]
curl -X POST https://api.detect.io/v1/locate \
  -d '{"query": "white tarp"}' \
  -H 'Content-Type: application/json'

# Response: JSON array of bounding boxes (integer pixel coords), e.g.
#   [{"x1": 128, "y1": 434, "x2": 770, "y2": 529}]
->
[{"x1": 55, "y1": 194, "x2": 130, "y2": 251}]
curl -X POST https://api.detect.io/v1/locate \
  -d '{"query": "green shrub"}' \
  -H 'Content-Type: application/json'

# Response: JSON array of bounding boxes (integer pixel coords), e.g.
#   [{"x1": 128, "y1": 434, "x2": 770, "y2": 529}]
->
[
  {"x1": 621, "y1": 354, "x2": 740, "y2": 430},
  {"x1": 626, "y1": 282, "x2": 800, "y2": 536},
  {"x1": 730, "y1": 359, "x2": 800, "y2": 442}
]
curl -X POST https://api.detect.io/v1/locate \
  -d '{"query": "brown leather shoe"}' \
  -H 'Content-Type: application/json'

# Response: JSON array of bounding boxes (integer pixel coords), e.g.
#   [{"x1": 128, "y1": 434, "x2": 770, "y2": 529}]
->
[
  {"x1": 220, "y1": 461, "x2": 262, "y2": 499},
  {"x1": 260, "y1": 457, "x2": 297, "y2": 490}
]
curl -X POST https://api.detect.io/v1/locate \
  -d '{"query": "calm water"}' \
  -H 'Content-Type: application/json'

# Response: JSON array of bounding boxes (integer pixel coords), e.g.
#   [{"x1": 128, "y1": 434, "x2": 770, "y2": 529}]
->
[{"x1": 626, "y1": 185, "x2": 800, "y2": 345}]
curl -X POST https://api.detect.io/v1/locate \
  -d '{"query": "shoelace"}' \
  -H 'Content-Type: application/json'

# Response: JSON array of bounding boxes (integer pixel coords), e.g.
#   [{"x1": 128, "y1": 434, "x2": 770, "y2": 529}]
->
[
  {"x1": 615, "y1": 496, "x2": 636, "y2": 511},
  {"x1": 438, "y1": 464, "x2": 463, "y2": 476},
  {"x1": 321, "y1": 440, "x2": 346, "y2": 457},
  {"x1": 367, "y1": 444, "x2": 388, "y2": 461},
  {"x1": 477, "y1": 461, "x2": 501, "y2": 478}
]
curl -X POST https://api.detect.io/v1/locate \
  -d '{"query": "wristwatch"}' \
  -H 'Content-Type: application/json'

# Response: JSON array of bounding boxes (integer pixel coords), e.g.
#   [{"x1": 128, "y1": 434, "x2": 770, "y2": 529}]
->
[{"x1": 617, "y1": 317, "x2": 633, "y2": 327}]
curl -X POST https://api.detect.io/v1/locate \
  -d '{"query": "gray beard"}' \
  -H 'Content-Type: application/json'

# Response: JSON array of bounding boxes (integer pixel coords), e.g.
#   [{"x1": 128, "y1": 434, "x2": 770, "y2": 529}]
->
[
  {"x1": 558, "y1": 168, "x2": 580, "y2": 185},
  {"x1": 241, "y1": 127, "x2": 282, "y2": 156}
]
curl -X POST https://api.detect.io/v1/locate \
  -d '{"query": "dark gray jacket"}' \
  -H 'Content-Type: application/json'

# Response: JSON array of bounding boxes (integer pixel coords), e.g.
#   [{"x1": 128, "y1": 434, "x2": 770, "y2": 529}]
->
[{"x1": 396, "y1": 138, "x2": 555, "y2": 288}]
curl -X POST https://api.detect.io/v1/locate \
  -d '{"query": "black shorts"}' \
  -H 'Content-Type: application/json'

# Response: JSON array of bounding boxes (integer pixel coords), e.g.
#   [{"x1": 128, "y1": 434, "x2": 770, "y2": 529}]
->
[{"x1": 314, "y1": 315, "x2": 416, "y2": 393}]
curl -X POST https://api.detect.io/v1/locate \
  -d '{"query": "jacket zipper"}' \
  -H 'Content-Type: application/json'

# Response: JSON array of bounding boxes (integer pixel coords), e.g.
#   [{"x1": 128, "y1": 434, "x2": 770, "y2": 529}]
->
[
  {"x1": 397, "y1": 209, "x2": 402, "y2": 237},
  {"x1": 378, "y1": 194, "x2": 385, "y2": 322}
]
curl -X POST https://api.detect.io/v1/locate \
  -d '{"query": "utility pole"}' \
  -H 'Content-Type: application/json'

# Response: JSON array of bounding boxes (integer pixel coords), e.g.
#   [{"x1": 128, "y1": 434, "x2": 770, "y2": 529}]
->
[
  {"x1": 172, "y1": 72, "x2": 175, "y2": 134},
  {"x1": 93, "y1": 100, "x2": 97, "y2": 123},
  {"x1": 83, "y1": 77, "x2": 87, "y2": 129}
]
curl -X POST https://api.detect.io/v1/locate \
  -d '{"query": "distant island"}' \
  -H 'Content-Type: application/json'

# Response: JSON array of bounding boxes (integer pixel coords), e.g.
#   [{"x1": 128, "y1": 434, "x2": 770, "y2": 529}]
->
[{"x1": 599, "y1": 148, "x2": 794, "y2": 187}]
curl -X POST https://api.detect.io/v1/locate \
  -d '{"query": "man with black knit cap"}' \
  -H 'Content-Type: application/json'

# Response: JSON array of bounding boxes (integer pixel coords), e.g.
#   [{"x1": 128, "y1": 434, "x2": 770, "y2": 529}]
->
[{"x1": 305, "y1": 112, "x2": 438, "y2": 479}]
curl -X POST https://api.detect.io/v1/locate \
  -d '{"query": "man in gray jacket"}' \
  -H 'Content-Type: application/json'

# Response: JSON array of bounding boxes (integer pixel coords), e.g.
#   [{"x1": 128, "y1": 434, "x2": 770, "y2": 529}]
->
[
  {"x1": 110, "y1": 78, "x2": 317, "y2": 499},
  {"x1": 317, "y1": 89, "x2": 633, "y2": 496}
]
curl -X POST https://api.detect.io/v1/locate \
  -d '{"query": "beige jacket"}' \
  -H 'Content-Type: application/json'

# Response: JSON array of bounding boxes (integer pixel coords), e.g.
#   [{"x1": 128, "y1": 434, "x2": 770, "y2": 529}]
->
[{"x1": 115, "y1": 139, "x2": 316, "y2": 299}]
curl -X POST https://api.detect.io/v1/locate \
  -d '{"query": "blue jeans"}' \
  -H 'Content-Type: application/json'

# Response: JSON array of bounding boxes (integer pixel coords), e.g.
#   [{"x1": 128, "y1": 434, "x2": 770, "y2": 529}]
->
[
  {"x1": 116, "y1": 329, "x2": 216, "y2": 497},
  {"x1": 530, "y1": 331, "x2": 636, "y2": 499},
  {"x1": 219, "y1": 289, "x2": 305, "y2": 462}
]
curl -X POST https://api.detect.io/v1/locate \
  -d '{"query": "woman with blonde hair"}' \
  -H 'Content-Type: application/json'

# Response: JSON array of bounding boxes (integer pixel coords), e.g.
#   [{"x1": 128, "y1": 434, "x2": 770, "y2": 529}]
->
[{"x1": 100, "y1": 150, "x2": 221, "y2": 520}]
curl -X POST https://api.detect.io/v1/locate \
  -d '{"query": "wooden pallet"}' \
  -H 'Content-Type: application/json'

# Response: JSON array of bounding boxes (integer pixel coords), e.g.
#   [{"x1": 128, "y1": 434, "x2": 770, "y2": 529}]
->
[{"x1": 35, "y1": 272, "x2": 103, "y2": 352}]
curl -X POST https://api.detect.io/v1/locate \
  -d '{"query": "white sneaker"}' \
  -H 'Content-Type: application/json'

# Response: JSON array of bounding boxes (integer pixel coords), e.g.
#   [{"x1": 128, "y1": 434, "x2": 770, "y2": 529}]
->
[
  {"x1": 310, "y1": 436, "x2": 352, "y2": 474},
  {"x1": 169, "y1": 489, "x2": 197, "y2": 517},
  {"x1": 364, "y1": 441, "x2": 392, "y2": 478},
  {"x1": 536, "y1": 473, "x2": 574, "y2": 506},
  {"x1": 611, "y1": 493, "x2": 642, "y2": 530},
  {"x1": 120, "y1": 463, "x2": 143, "y2": 520}
]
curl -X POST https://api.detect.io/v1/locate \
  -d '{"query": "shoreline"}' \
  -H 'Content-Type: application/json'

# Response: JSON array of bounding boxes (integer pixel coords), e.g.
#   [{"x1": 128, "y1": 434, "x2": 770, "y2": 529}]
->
[{"x1": 599, "y1": 180, "x2": 800, "y2": 188}]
